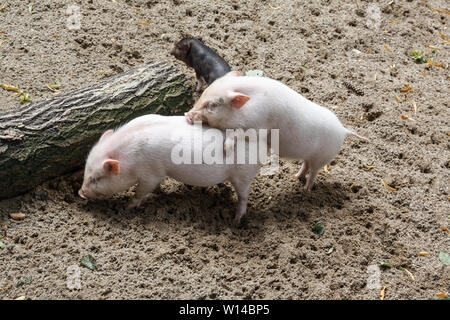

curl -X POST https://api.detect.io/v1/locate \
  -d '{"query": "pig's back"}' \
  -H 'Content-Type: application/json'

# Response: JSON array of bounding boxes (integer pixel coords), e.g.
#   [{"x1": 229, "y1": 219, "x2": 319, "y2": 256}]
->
[
  {"x1": 131, "y1": 116, "x2": 257, "y2": 187},
  {"x1": 275, "y1": 91, "x2": 348, "y2": 162},
  {"x1": 222, "y1": 76, "x2": 348, "y2": 162}
]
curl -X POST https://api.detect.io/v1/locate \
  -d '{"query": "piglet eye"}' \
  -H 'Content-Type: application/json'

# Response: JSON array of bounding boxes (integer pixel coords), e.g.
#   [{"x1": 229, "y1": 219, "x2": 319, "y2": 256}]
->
[
  {"x1": 207, "y1": 99, "x2": 223, "y2": 111},
  {"x1": 90, "y1": 177, "x2": 101, "y2": 184}
]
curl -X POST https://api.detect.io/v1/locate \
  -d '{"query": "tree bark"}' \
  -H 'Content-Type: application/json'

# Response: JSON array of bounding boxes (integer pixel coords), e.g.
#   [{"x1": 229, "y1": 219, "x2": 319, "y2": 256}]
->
[{"x1": 0, "y1": 62, "x2": 193, "y2": 199}]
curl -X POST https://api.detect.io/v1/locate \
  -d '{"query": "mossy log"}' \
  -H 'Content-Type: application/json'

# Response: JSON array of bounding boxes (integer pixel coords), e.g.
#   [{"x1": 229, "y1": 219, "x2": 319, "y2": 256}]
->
[{"x1": 0, "y1": 62, "x2": 193, "y2": 199}]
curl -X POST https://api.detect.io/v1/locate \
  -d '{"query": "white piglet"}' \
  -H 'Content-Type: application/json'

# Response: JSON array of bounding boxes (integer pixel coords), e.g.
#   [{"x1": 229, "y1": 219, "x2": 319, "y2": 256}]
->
[
  {"x1": 185, "y1": 73, "x2": 367, "y2": 190},
  {"x1": 79, "y1": 115, "x2": 261, "y2": 224}
]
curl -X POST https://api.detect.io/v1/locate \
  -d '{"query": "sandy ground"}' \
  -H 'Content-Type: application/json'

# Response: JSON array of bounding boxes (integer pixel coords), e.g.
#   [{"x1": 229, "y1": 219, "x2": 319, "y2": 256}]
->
[{"x1": 0, "y1": 0, "x2": 449, "y2": 299}]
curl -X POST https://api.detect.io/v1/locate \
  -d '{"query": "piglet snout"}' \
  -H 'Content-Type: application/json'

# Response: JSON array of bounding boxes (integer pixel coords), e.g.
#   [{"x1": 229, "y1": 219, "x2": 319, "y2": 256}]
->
[
  {"x1": 185, "y1": 111, "x2": 206, "y2": 125},
  {"x1": 78, "y1": 188, "x2": 88, "y2": 200}
]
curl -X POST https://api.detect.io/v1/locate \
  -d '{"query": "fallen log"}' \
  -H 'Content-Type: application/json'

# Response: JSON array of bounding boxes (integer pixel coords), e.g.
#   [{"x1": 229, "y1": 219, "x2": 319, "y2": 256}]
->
[{"x1": 0, "y1": 62, "x2": 193, "y2": 199}]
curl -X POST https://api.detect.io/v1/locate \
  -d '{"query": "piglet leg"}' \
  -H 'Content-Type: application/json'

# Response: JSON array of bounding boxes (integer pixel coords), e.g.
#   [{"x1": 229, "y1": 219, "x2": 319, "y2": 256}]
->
[
  {"x1": 223, "y1": 135, "x2": 235, "y2": 158},
  {"x1": 230, "y1": 180, "x2": 252, "y2": 225},
  {"x1": 295, "y1": 161, "x2": 310, "y2": 179},
  {"x1": 305, "y1": 168, "x2": 319, "y2": 191},
  {"x1": 128, "y1": 177, "x2": 162, "y2": 209},
  {"x1": 195, "y1": 72, "x2": 206, "y2": 92},
  {"x1": 295, "y1": 161, "x2": 318, "y2": 190}
]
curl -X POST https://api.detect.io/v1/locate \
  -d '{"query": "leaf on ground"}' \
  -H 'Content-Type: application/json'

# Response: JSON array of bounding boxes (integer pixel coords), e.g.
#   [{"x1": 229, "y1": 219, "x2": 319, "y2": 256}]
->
[
  {"x1": 20, "y1": 93, "x2": 32, "y2": 104},
  {"x1": 16, "y1": 276, "x2": 31, "y2": 287},
  {"x1": 398, "y1": 267, "x2": 415, "y2": 281},
  {"x1": 245, "y1": 70, "x2": 264, "y2": 77},
  {"x1": 81, "y1": 255, "x2": 97, "y2": 270},
  {"x1": 411, "y1": 50, "x2": 427, "y2": 63},
  {"x1": 436, "y1": 292, "x2": 448, "y2": 299},
  {"x1": 1, "y1": 84, "x2": 20, "y2": 92},
  {"x1": 47, "y1": 84, "x2": 61, "y2": 90},
  {"x1": 439, "y1": 252, "x2": 449, "y2": 266},
  {"x1": 381, "y1": 179, "x2": 397, "y2": 191},
  {"x1": 312, "y1": 222, "x2": 324, "y2": 237},
  {"x1": 0, "y1": 240, "x2": 4, "y2": 249},
  {"x1": 9, "y1": 212, "x2": 26, "y2": 220},
  {"x1": 326, "y1": 247, "x2": 334, "y2": 255},
  {"x1": 380, "y1": 287, "x2": 386, "y2": 300},
  {"x1": 380, "y1": 261, "x2": 393, "y2": 269}
]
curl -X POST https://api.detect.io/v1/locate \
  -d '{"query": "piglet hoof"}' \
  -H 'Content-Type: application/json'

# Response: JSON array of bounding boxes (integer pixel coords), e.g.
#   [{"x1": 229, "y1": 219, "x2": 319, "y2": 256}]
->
[
  {"x1": 295, "y1": 169, "x2": 308, "y2": 180},
  {"x1": 127, "y1": 198, "x2": 142, "y2": 209},
  {"x1": 233, "y1": 215, "x2": 250, "y2": 229},
  {"x1": 194, "y1": 82, "x2": 203, "y2": 92},
  {"x1": 184, "y1": 113, "x2": 194, "y2": 125},
  {"x1": 232, "y1": 213, "x2": 245, "y2": 226},
  {"x1": 295, "y1": 175, "x2": 307, "y2": 185}
]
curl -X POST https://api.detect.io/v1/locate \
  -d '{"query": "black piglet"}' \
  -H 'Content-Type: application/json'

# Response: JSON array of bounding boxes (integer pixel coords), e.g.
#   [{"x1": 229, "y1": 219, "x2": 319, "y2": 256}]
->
[{"x1": 171, "y1": 37, "x2": 232, "y2": 92}]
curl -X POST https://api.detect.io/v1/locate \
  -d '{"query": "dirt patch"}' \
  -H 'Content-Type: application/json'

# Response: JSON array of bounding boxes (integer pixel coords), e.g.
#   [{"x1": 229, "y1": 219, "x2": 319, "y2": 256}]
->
[{"x1": 0, "y1": 0, "x2": 449, "y2": 299}]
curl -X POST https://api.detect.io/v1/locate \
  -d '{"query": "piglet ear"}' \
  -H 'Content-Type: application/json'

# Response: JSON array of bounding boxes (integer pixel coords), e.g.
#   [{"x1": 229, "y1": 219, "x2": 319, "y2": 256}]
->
[
  {"x1": 229, "y1": 92, "x2": 250, "y2": 109},
  {"x1": 99, "y1": 129, "x2": 113, "y2": 143},
  {"x1": 103, "y1": 159, "x2": 120, "y2": 175},
  {"x1": 225, "y1": 71, "x2": 242, "y2": 77}
]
